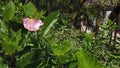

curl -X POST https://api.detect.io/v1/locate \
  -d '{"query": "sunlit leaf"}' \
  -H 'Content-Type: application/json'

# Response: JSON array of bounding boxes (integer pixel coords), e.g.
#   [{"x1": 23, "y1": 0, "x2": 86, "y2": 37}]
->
[
  {"x1": 23, "y1": 2, "x2": 37, "y2": 17},
  {"x1": 50, "y1": 40, "x2": 72, "y2": 56},
  {"x1": 77, "y1": 47, "x2": 105, "y2": 68},
  {"x1": 3, "y1": 1, "x2": 15, "y2": 21},
  {"x1": 41, "y1": 10, "x2": 60, "y2": 36},
  {"x1": 0, "y1": 30, "x2": 22, "y2": 55},
  {"x1": 0, "y1": 20, "x2": 7, "y2": 32}
]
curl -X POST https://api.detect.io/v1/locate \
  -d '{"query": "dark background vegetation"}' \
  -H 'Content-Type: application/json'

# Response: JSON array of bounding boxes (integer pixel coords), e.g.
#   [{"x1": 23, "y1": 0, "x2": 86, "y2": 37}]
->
[{"x1": 0, "y1": 0, "x2": 120, "y2": 68}]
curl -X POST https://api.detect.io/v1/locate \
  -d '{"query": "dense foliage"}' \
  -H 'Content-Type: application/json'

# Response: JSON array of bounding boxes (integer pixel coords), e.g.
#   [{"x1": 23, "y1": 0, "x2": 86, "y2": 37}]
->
[{"x1": 0, "y1": 0, "x2": 120, "y2": 68}]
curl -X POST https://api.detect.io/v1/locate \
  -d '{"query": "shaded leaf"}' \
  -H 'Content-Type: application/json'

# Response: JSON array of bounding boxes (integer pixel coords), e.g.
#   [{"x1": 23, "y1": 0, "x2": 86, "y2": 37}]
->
[
  {"x1": 0, "y1": 57, "x2": 8, "y2": 68},
  {"x1": 16, "y1": 51, "x2": 34, "y2": 68}
]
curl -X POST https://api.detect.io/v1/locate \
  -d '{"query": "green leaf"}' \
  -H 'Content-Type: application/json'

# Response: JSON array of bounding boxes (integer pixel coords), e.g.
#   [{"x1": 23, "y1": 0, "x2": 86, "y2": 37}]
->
[
  {"x1": 81, "y1": 32, "x2": 94, "y2": 42},
  {"x1": 0, "y1": 30, "x2": 22, "y2": 55},
  {"x1": 0, "y1": 57, "x2": 8, "y2": 68},
  {"x1": 77, "y1": 47, "x2": 105, "y2": 68},
  {"x1": 2, "y1": 42, "x2": 17, "y2": 55},
  {"x1": 34, "y1": 10, "x2": 46, "y2": 19},
  {"x1": 41, "y1": 10, "x2": 60, "y2": 36},
  {"x1": 0, "y1": 20, "x2": 7, "y2": 32},
  {"x1": 23, "y1": 2, "x2": 37, "y2": 17},
  {"x1": 16, "y1": 51, "x2": 34, "y2": 68},
  {"x1": 50, "y1": 40, "x2": 72, "y2": 56},
  {"x1": 3, "y1": 1, "x2": 15, "y2": 21}
]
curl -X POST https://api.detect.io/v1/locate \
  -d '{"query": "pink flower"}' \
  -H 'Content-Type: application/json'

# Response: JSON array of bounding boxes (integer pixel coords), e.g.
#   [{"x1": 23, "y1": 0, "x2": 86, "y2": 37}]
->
[{"x1": 23, "y1": 18, "x2": 43, "y2": 31}]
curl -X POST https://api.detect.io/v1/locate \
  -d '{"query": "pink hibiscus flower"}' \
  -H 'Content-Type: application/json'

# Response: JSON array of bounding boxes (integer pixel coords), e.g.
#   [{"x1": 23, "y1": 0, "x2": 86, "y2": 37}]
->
[{"x1": 23, "y1": 18, "x2": 43, "y2": 31}]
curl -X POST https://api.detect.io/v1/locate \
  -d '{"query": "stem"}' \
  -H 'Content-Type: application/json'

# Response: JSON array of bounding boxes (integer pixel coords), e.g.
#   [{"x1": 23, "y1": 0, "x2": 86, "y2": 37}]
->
[
  {"x1": 35, "y1": 31, "x2": 39, "y2": 61},
  {"x1": 10, "y1": 56, "x2": 16, "y2": 68},
  {"x1": 35, "y1": 31, "x2": 39, "y2": 49}
]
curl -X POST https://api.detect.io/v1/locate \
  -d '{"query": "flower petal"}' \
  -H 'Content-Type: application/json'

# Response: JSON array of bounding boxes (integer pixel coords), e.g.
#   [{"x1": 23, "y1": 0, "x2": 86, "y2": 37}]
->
[
  {"x1": 23, "y1": 18, "x2": 43, "y2": 31},
  {"x1": 23, "y1": 18, "x2": 32, "y2": 29},
  {"x1": 33, "y1": 19, "x2": 44, "y2": 29}
]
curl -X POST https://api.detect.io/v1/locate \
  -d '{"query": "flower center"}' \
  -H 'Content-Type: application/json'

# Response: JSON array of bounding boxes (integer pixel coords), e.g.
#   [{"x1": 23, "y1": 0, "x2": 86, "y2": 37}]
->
[{"x1": 30, "y1": 19, "x2": 34, "y2": 23}]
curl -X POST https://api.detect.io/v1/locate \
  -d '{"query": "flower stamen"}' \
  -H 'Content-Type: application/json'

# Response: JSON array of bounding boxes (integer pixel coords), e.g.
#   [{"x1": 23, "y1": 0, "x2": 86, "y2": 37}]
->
[{"x1": 30, "y1": 19, "x2": 34, "y2": 23}]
